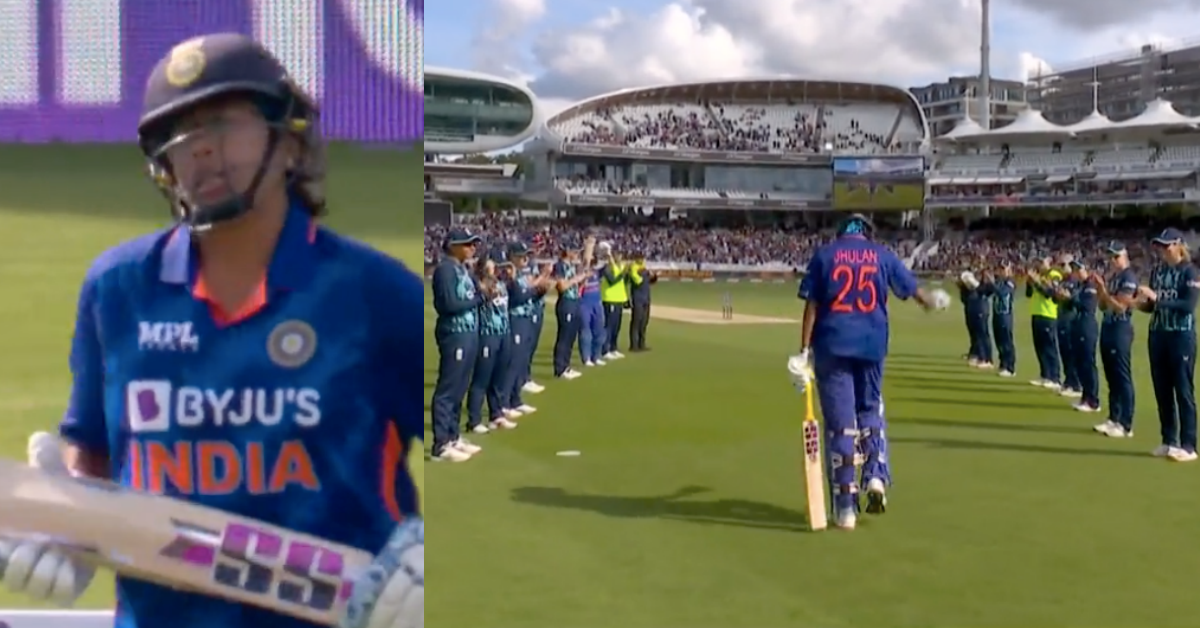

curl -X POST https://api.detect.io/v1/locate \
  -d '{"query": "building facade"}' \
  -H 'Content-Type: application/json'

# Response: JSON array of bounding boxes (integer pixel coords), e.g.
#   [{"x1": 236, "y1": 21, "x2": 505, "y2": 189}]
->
[
  {"x1": 1028, "y1": 43, "x2": 1200, "y2": 124},
  {"x1": 909, "y1": 75, "x2": 1028, "y2": 138},
  {"x1": 424, "y1": 67, "x2": 540, "y2": 153}
]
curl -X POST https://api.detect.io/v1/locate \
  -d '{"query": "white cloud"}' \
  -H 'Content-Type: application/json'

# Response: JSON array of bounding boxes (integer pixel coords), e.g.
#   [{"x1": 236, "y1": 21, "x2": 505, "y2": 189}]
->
[
  {"x1": 1018, "y1": 52, "x2": 1053, "y2": 82},
  {"x1": 458, "y1": 0, "x2": 1200, "y2": 106},
  {"x1": 528, "y1": 0, "x2": 986, "y2": 99},
  {"x1": 470, "y1": 0, "x2": 546, "y2": 76}
]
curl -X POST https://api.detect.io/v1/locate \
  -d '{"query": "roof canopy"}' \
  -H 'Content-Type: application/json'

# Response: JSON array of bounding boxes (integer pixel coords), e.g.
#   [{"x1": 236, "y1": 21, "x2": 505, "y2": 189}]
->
[
  {"x1": 1106, "y1": 98, "x2": 1195, "y2": 132},
  {"x1": 940, "y1": 117, "x2": 985, "y2": 140},
  {"x1": 936, "y1": 98, "x2": 1200, "y2": 142},
  {"x1": 947, "y1": 109, "x2": 1067, "y2": 141},
  {"x1": 1062, "y1": 109, "x2": 1112, "y2": 134}
]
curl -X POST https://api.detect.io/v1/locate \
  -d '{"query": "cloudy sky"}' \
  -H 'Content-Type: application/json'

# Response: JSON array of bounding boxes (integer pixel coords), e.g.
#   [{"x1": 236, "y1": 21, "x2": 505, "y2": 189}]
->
[{"x1": 424, "y1": 0, "x2": 1199, "y2": 116}]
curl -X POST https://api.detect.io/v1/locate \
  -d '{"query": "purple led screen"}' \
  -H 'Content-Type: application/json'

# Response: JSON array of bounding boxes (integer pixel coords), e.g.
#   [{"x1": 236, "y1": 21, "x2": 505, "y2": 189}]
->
[{"x1": 0, "y1": 0, "x2": 423, "y2": 143}]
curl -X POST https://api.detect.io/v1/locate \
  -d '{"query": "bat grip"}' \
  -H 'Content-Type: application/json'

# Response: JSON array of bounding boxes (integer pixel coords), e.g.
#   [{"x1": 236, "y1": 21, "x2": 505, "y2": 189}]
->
[{"x1": 804, "y1": 382, "x2": 817, "y2": 420}]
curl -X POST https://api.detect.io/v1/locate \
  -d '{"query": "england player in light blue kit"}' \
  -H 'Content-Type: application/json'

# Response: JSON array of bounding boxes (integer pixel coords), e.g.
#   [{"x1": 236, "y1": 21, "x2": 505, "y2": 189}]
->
[{"x1": 0, "y1": 34, "x2": 423, "y2": 628}]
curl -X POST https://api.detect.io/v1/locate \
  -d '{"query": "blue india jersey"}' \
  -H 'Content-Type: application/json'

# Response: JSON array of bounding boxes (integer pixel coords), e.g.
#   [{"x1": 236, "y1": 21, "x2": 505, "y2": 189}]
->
[
  {"x1": 58, "y1": 203, "x2": 423, "y2": 628},
  {"x1": 798, "y1": 235, "x2": 918, "y2": 362}
]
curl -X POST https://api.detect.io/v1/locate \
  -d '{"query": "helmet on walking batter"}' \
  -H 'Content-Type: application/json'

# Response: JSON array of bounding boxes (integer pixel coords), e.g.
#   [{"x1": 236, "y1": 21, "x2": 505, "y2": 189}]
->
[
  {"x1": 137, "y1": 33, "x2": 325, "y2": 230},
  {"x1": 837, "y1": 213, "x2": 875, "y2": 237}
]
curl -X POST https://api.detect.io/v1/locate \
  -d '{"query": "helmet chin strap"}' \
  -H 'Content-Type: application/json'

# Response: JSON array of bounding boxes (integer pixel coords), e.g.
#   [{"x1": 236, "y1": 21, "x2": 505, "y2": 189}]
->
[{"x1": 183, "y1": 128, "x2": 282, "y2": 231}]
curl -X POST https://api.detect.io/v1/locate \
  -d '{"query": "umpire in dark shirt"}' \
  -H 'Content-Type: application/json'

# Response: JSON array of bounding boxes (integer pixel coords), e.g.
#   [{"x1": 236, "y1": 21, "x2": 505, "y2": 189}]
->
[{"x1": 627, "y1": 252, "x2": 656, "y2": 351}]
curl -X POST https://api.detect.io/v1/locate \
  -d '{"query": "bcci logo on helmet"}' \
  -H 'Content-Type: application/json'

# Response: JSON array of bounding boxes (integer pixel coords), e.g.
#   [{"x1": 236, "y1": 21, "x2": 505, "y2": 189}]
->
[{"x1": 164, "y1": 38, "x2": 207, "y2": 87}]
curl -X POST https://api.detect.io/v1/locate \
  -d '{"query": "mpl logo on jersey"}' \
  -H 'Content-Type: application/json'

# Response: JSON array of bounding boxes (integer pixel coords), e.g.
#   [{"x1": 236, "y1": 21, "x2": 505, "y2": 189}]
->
[
  {"x1": 125, "y1": 381, "x2": 322, "y2": 496},
  {"x1": 138, "y1": 321, "x2": 200, "y2": 352}
]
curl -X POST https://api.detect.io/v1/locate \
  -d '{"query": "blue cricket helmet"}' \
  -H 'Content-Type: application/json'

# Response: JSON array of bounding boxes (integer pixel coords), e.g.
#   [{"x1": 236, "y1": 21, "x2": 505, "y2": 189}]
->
[
  {"x1": 137, "y1": 33, "x2": 323, "y2": 231},
  {"x1": 837, "y1": 213, "x2": 875, "y2": 237}
]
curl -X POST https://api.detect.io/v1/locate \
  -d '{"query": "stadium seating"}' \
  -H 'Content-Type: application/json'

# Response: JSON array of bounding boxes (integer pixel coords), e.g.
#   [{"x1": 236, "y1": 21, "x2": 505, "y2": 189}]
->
[
  {"x1": 550, "y1": 101, "x2": 916, "y2": 155},
  {"x1": 553, "y1": 178, "x2": 822, "y2": 201}
]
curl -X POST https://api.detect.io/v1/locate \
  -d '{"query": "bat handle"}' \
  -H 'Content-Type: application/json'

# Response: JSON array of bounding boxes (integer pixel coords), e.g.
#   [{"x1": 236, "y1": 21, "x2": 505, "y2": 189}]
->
[{"x1": 804, "y1": 382, "x2": 817, "y2": 420}]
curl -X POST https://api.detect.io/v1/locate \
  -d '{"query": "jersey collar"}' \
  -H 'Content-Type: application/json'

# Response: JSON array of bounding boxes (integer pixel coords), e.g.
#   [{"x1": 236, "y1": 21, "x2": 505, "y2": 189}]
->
[{"x1": 159, "y1": 197, "x2": 318, "y2": 290}]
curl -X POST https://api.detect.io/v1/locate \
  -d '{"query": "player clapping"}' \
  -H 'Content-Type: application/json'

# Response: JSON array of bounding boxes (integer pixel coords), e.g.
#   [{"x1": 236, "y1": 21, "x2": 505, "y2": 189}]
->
[
  {"x1": 1137, "y1": 229, "x2": 1200, "y2": 461},
  {"x1": 1090, "y1": 242, "x2": 1138, "y2": 438}
]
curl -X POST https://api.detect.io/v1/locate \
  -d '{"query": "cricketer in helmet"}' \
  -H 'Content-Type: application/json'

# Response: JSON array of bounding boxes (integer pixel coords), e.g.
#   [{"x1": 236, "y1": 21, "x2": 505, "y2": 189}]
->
[
  {"x1": 137, "y1": 32, "x2": 324, "y2": 230},
  {"x1": 0, "y1": 34, "x2": 424, "y2": 628}
]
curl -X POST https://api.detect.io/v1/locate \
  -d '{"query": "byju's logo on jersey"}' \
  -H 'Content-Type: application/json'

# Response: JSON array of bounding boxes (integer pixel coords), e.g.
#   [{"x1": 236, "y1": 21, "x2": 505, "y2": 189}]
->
[
  {"x1": 138, "y1": 321, "x2": 199, "y2": 352},
  {"x1": 126, "y1": 381, "x2": 321, "y2": 433}
]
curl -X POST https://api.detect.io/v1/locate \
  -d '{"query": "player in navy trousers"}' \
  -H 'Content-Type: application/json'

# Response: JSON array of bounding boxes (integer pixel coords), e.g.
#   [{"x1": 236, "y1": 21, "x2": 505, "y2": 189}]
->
[
  {"x1": 980, "y1": 265, "x2": 1017, "y2": 376},
  {"x1": 1063, "y1": 260, "x2": 1101, "y2": 413},
  {"x1": 1055, "y1": 256, "x2": 1082, "y2": 399},
  {"x1": 1, "y1": 33, "x2": 424, "y2": 628},
  {"x1": 1137, "y1": 228, "x2": 1200, "y2": 461},
  {"x1": 504, "y1": 242, "x2": 550, "y2": 416},
  {"x1": 1091, "y1": 242, "x2": 1138, "y2": 438},
  {"x1": 790, "y1": 215, "x2": 940, "y2": 530},
  {"x1": 466, "y1": 247, "x2": 521, "y2": 434},
  {"x1": 552, "y1": 241, "x2": 589, "y2": 380},
  {"x1": 430, "y1": 228, "x2": 484, "y2": 462}
]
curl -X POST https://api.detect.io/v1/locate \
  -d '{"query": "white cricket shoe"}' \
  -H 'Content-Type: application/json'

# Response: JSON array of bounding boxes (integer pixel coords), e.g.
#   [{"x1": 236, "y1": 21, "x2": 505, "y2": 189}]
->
[
  {"x1": 453, "y1": 438, "x2": 482, "y2": 455},
  {"x1": 516, "y1": 404, "x2": 537, "y2": 415},
  {"x1": 522, "y1": 381, "x2": 545, "y2": 394},
  {"x1": 594, "y1": 359, "x2": 607, "y2": 366},
  {"x1": 583, "y1": 361, "x2": 595, "y2": 367},
  {"x1": 470, "y1": 424, "x2": 490, "y2": 434},
  {"x1": 489, "y1": 417, "x2": 518, "y2": 430},
  {"x1": 1061, "y1": 388, "x2": 1083, "y2": 398},
  {"x1": 502, "y1": 408, "x2": 523, "y2": 420},
  {"x1": 1168, "y1": 447, "x2": 1198, "y2": 462},
  {"x1": 1029, "y1": 378, "x2": 1046, "y2": 387},
  {"x1": 864, "y1": 478, "x2": 887, "y2": 515},
  {"x1": 1044, "y1": 381, "x2": 1062, "y2": 391},
  {"x1": 834, "y1": 508, "x2": 857, "y2": 530},
  {"x1": 998, "y1": 370, "x2": 1015, "y2": 378},
  {"x1": 432, "y1": 446, "x2": 471, "y2": 462},
  {"x1": 1152, "y1": 444, "x2": 1172, "y2": 457},
  {"x1": 559, "y1": 370, "x2": 582, "y2": 380},
  {"x1": 1093, "y1": 420, "x2": 1118, "y2": 434},
  {"x1": 1073, "y1": 401, "x2": 1101, "y2": 413},
  {"x1": 609, "y1": 351, "x2": 626, "y2": 359},
  {"x1": 1104, "y1": 424, "x2": 1133, "y2": 438}
]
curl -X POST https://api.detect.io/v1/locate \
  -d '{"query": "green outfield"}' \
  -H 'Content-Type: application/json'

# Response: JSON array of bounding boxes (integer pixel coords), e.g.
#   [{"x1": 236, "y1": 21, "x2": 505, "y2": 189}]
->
[
  {"x1": 0, "y1": 144, "x2": 421, "y2": 610},
  {"x1": 833, "y1": 178, "x2": 924, "y2": 210},
  {"x1": 429, "y1": 281, "x2": 1200, "y2": 628},
  {"x1": 4, "y1": 143, "x2": 1200, "y2": 626}
]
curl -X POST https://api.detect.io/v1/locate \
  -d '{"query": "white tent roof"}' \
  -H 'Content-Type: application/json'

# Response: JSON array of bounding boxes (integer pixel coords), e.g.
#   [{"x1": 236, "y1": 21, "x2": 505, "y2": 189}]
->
[
  {"x1": 937, "y1": 117, "x2": 986, "y2": 141},
  {"x1": 975, "y1": 108, "x2": 1068, "y2": 138},
  {"x1": 1062, "y1": 109, "x2": 1112, "y2": 134},
  {"x1": 1103, "y1": 99, "x2": 1195, "y2": 132}
]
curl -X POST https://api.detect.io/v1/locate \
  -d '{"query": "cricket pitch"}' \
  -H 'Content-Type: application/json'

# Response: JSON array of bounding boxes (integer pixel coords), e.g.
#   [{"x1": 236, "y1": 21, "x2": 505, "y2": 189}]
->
[{"x1": 650, "y1": 305, "x2": 796, "y2": 325}]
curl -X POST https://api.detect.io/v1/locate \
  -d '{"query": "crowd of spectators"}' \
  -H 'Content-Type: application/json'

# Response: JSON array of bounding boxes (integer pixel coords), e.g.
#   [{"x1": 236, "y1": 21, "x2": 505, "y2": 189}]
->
[
  {"x1": 563, "y1": 102, "x2": 832, "y2": 154},
  {"x1": 425, "y1": 215, "x2": 1191, "y2": 276}
]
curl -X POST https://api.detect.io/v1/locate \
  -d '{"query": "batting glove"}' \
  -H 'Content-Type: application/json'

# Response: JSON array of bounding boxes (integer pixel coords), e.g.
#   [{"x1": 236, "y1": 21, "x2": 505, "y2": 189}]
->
[
  {"x1": 340, "y1": 517, "x2": 424, "y2": 628},
  {"x1": 0, "y1": 432, "x2": 94, "y2": 606},
  {"x1": 787, "y1": 350, "x2": 813, "y2": 392}
]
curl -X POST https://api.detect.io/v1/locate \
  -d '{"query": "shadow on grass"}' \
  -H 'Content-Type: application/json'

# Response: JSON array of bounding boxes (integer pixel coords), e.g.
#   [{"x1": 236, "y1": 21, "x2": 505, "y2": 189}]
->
[
  {"x1": 887, "y1": 373, "x2": 1017, "y2": 388},
  {"x1": 893, "y1": 395, "x2": 1060, "y2": 411},
  {"x1": 510, "y1": 485, "x2": 812, "y2": 532},
  {"x1": 891, "y1": 416, "x2": 1089, "y2": 435},
  {"x1": 888, "y1": 352, "x2": 967, "y2": 363},
  {"x1": 890, "y1": 436, "x2": 1146, "y2": 458},
  {"x1": 887, "y1": 381, "x2": 1019, "y2": 395}
]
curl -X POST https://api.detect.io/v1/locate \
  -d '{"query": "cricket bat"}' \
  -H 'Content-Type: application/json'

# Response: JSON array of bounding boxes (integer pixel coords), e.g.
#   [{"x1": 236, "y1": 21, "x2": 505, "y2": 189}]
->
[
  {"x1": 802, "y1": 384, "x2": 828, "y2": 531},
  {"x1": 0, "y1": 458, "x2": 373, "y2": 626}
]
